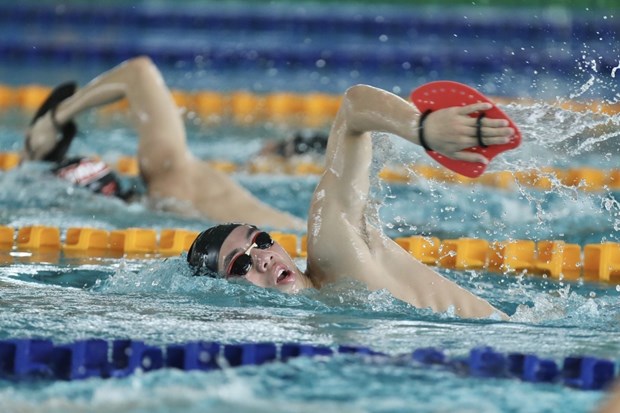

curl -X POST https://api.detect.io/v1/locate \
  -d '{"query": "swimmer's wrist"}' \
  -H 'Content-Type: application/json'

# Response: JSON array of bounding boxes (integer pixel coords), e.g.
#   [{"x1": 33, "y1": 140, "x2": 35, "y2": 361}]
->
[{"x1": 417, "y1": 110, "x2": 433, "y2": 151}]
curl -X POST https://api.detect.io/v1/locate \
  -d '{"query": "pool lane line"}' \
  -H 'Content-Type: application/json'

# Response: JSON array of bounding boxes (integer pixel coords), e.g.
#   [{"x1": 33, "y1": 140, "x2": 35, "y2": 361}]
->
[
  {"x1": 1, "y1": 225, "x2": 620, "y2": 283},
  {"x1": 2, "y1": 85, "x2": 620, "y2": 119},
  {"x1": 1, "y1": 152, "x2": 619, "y2": 193},
  {"x1": 0, "y1": 338, "x2": 615, "y2": 390}
]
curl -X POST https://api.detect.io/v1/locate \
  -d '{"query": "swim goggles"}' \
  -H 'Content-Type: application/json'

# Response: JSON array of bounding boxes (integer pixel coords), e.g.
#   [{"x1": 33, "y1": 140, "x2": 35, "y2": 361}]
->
[{"x1": 226, "y1": 232, "x2": 274, "y2": 278}]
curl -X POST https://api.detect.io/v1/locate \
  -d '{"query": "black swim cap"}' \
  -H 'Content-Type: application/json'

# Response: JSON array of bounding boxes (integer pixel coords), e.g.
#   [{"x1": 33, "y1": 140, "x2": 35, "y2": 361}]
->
[{"x1": 186, "y1": 223, "x2": 245, "y2": 276}]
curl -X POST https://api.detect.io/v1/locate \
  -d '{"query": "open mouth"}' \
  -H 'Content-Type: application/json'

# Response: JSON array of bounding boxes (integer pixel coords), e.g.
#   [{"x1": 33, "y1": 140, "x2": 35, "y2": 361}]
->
[{"x1": 276, "y1": 268, "x2": 292, "y2": 284}]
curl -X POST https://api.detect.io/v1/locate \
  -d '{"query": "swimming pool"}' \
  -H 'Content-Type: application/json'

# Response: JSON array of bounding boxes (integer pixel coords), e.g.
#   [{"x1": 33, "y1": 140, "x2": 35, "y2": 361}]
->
[{"x1": 1, "y1": 1, "x2": 620, "y2": 413}]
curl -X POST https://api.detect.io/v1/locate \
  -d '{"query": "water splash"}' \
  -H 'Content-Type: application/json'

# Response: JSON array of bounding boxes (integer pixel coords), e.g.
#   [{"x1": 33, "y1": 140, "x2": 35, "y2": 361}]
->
[
  {"x1": 612, "y1": 61, "x2": 620, "y2": 78},
  {"x1": 569, "y1": 75, "x2": 597, "y2": 99}
]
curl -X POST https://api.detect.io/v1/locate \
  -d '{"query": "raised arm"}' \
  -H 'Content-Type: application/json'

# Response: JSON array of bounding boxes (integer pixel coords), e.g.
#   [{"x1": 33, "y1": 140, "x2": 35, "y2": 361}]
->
[
  {"x1": 314, "y1": 84, "x2": 513, "y2": 231},
  {"x1": 25, "y1": 57, "x2": 304, "y2": 230},
  {"x1": 306, "y1": 84, "x2": 513, "y2": 319}
]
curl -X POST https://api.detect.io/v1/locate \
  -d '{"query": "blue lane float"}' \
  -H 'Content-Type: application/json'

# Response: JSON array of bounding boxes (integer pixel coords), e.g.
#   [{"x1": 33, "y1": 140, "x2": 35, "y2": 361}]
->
[
  {"x1": 0, "y1": 3, "x2": 614, "y2": 42},
  {"x1": 0, "y1": 338, "x2": 616, "y2": 391},
  {"x1": 0, "y1": 3, "x2": 617, "y2": 77},
  {"x1": 0, "y1": 36, "x2": 588, "y2": 77}
]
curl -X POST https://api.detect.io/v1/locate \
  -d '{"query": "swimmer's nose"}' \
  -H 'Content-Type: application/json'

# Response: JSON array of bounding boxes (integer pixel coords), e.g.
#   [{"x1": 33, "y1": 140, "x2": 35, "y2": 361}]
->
[{"x1": 252, "y1": 249, "x2": 273, "y2": 272}]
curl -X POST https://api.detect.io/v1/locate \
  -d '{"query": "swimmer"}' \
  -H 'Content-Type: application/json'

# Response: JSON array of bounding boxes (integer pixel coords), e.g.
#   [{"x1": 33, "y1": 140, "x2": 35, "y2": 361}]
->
[
  {"x1": 187, "y1": 83, "x2": 516, "y2": 319},
  {"x1": 259, "y1": 129, "x2": 328, "y2": 158},
  {"x1": 23, "y1": 56, "x2": 305, "y2": 231}
]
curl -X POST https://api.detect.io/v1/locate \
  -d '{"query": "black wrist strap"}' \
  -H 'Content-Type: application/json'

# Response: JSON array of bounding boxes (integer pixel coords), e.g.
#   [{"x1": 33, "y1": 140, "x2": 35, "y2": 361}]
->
[{"x1": 418, "y1": 109, "x2": 433, "y2": 151}]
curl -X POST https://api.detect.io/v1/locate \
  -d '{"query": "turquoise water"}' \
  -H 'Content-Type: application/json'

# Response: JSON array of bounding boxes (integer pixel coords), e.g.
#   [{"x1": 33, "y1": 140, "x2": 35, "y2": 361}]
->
[
  {"x1": 0, "y1": 101, "x2": 619, "y2": 412},
  {"x1": 2, "y1": 2, "x2": 620, "y2": 412}
]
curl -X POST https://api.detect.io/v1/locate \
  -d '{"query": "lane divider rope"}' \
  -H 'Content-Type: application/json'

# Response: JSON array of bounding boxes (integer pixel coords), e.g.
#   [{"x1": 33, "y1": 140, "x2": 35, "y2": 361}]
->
[
  {"x1": 0, "y1": 3, "x2": 612, "y2": 42},
  {"x1": 1, "y1": 152, "x2": 619, "y2": 193},
  {"x1": 0, "y1": 338, "x2": 615, "y2": 390},
  {"x1": 0, "y1": 4, "x2": 616, "y2": 77},
  {"x1": 1, "y1": 226, "x2": 619, "y2": 283},
  {"x1": 1, "y1": 85, "x2": 619, "y2": 122}
]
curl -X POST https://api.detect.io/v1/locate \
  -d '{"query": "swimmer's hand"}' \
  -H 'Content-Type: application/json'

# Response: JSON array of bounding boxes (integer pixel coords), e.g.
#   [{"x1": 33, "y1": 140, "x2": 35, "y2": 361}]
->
[
  {"x1": 422, "y1": 102, "x2": 515, "y2": 164},
  {"x1": 24, "y1": 111, "x2": 58, "y2": 161}
]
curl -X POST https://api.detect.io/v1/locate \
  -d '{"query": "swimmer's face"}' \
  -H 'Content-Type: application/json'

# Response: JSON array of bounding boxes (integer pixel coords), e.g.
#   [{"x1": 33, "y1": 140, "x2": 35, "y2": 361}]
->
[{"x1": 217, "y1": 225, "x2": 310, "y2": 293}]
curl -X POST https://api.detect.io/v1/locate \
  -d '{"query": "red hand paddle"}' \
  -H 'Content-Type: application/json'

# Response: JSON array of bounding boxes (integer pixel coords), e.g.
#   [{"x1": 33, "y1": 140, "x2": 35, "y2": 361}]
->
[{"x1": 410, "y1": 81, "x2": 521, "y2": 178}]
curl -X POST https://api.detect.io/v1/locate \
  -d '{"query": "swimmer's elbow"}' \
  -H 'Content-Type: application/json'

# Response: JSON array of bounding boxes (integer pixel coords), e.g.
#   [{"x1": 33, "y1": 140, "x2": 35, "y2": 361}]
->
[
  {"x1": 341, "y1": 84, "x2": 381, "y2": 135},
  {"x1": 343, "y1": 84, "x2": 377, "y2": 105}
]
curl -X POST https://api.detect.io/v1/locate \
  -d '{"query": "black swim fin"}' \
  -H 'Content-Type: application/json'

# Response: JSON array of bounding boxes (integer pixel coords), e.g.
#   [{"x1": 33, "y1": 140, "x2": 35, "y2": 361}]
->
[{"x1": 28, "y1": 82, "x2": 78, "y2": 163}]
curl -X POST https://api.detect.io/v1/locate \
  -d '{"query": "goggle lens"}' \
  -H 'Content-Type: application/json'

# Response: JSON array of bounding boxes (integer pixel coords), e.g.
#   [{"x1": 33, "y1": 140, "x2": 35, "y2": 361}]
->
[{"x1": 227, "y1": 232, "x2": 274, "y2": 277}]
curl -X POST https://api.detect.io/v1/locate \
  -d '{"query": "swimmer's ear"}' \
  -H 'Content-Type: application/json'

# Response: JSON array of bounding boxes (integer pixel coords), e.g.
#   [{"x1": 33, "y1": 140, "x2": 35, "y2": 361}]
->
[{"x1": 27, "y1": 82, "x2": 78, "y2": 163}]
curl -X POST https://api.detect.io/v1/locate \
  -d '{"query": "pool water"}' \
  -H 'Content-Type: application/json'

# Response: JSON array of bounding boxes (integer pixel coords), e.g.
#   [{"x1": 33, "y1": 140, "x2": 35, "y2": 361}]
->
[
  {"x1": 1, "y1": 95, "x2": 619, "y2": 413},
  {"x1": 2, "y1": 2, "x2": 620, "y2": 412}
]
